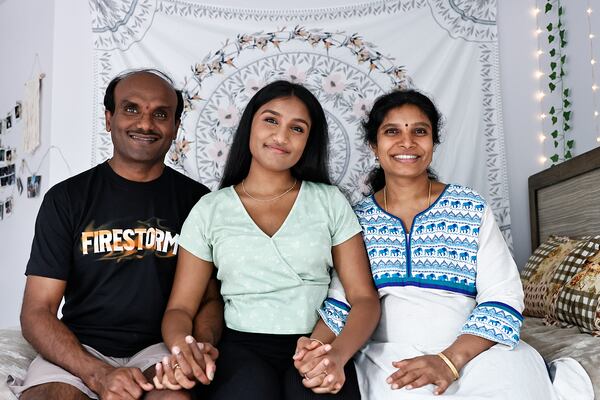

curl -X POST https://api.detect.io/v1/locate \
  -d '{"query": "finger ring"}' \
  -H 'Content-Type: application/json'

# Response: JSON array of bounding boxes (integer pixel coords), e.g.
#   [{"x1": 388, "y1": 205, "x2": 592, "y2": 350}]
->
[
  {"x1": 172, "y1": 363, "x2": 180, "y2": 369},
  {"x1": 322, "y1": 370, "x2": 328, "y2": 376}
]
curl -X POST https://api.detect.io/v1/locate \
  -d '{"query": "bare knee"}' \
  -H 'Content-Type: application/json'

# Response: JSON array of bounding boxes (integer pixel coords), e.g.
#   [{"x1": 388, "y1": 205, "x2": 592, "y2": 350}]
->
[{"x1": 20, "y1": 382, "x2": 90, "y2": 400}]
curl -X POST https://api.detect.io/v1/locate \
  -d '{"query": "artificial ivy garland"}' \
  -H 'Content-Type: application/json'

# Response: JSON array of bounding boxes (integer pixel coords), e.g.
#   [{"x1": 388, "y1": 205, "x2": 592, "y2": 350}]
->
[{"x1": 545, "y1": 0, "x2": 574, "y2": 164}]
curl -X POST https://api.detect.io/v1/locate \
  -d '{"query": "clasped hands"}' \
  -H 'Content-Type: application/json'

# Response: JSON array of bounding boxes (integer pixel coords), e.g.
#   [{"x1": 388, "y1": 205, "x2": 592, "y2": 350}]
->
[
  {"x1": 153, "y1": 335, "x2": 219, "y2": 390},
  {"x1": 293, "y1": 336, "x2": 346, "y2": 394}
]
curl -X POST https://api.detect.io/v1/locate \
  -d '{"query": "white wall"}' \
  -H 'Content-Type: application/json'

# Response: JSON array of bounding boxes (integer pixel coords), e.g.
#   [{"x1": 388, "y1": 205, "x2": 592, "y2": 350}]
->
[
  {"x1": 0, "y1": 0, "x2": 598, "y2": 327},
  {"x1": 498, "y1": 0, "x2": 542, "y2": 270},
  {"x1": 0, "y1": 0, "x2": 55, "y2": 328},
  {"x1": 499, "y1": 0, "x2": 600, "y2": 267}
]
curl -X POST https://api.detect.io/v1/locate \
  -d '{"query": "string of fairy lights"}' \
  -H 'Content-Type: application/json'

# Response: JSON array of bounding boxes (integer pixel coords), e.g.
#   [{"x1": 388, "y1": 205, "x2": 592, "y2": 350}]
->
[
  {"x1": 585, "y1": 2, "x2": 600, "y2": 143},
  {"x1": 533, "y1": 2, "x2": 600, "y2": 164},
  {"x1": 532, "y1": 4, "x2": 547, "y2": 164}
]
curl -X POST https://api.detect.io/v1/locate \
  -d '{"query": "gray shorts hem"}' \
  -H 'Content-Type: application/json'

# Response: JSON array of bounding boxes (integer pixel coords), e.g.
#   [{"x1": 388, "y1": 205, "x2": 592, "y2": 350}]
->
[
  {"x1": 8, "y1": 342, "x2": 170, "y2": 399},
  {"x1": 8, "y1": 372, "x2": 98, "y2": 399}
]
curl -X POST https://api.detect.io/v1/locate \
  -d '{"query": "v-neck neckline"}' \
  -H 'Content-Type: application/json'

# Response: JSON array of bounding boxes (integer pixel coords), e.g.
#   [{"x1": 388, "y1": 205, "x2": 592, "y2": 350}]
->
[{"x1": 230, "y1": 180, "x2": 305, "y2": 239}]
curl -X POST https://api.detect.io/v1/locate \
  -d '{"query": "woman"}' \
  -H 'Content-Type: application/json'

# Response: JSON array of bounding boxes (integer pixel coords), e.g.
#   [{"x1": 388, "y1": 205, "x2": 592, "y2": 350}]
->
[
  {"x1": 320, "y1": 90, "x2": 558, "y2": 399},
  {"x1": 157, "y1": 80, "x2": 380, "y2": 399}
]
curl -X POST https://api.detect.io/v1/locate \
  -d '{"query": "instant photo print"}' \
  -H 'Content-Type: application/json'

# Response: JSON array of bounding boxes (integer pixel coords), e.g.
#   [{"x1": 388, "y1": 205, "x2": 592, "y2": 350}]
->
[
  {"x1": 5, "y1": 197, "x2": 13, "y2": 217},
  {"x1": 15, "y1": 102, "x2": 22, "y2": 120},
  {"x1": 16, "y1": 176, "x2": 23, "y2": 195},
  {"x1": 27, "y1": 175, "x2": 41, "y2": 198}
]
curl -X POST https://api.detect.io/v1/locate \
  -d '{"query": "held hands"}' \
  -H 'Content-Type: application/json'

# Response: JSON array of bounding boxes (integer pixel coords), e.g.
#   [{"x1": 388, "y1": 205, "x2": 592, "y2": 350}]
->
[
  {"x1": 387, "y1": 354, "x2": 458, "y2": 396},
  {"x1": 93, "y1": 365, "x2": 154, "y2": 400},
  {"x1": 293, "y1": 336, "x2": 346, "y2": 394},
  {"x1": 153, "y1": 335, "x2": 219, "y2": 390}
]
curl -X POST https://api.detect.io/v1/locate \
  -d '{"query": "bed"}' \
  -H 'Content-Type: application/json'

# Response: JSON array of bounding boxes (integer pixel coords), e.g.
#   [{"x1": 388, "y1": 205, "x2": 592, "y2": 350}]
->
[{"x1": 520, "y1": 145, "x2": 600, "y2": 399}]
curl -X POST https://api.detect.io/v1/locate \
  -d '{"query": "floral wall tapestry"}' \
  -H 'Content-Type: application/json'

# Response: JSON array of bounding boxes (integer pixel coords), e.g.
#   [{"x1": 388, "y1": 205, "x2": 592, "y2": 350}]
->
[{"x1": 89, "y1": 0, "x2": 512, "y2": 245}]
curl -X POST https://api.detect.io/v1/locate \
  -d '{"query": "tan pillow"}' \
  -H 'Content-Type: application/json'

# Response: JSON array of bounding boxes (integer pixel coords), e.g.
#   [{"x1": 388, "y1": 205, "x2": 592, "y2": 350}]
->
[
  {"x1": 554, "y1": 236, "x2": 600, "y2": 334},
  {"x1": 521, "y1": 236, "x2": 581, "y2": 318}
]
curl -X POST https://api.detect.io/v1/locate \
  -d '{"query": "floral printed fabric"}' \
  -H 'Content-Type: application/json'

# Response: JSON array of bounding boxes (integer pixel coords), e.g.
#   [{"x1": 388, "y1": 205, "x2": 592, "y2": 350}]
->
[
  {"x1": 89, "y1": 1, "x2": 515, "y2": 250},
  {"x1": 521, "y1": 236, "x2": 581, "y2": 318}
]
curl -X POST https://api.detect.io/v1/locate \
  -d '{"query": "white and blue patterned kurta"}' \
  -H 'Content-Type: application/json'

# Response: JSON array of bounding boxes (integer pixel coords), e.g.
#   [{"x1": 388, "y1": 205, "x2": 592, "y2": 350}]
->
[{"x1": 320, "y1": 184, "x2": 557, "y2": 399}]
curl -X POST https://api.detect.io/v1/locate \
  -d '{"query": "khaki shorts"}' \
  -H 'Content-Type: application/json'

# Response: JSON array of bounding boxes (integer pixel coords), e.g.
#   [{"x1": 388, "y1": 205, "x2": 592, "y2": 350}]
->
[{"x1": 8, "y1": 342, "x2": 170, "y2": 399}]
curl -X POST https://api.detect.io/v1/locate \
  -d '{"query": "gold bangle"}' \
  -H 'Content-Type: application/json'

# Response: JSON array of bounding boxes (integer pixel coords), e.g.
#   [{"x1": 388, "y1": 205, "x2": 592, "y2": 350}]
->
[
  {"x1": 437, "y1": 352, "x2": 460, "y2": 380},
  {"x1": 310, "y1": 338, "x2": 325, "y2": 346}
]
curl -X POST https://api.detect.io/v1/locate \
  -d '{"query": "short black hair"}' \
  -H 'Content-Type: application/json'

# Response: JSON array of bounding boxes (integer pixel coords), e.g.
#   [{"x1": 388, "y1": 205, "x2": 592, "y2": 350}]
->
[
  {"x1": 363, "y1": 89, "x2": 443, "y2": 192},
  {"x1": 220, "y1": 80, "x2": 331, "y2": 188},
  {"x1": 103, "y1": 68, "x2": 184, "y2": 122}
]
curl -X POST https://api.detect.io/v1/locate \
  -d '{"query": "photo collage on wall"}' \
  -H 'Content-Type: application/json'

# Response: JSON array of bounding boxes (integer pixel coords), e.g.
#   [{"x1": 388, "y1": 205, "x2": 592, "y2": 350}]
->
[{"x1": 0, "y1": 100, "x2": 24, "y2": 221}]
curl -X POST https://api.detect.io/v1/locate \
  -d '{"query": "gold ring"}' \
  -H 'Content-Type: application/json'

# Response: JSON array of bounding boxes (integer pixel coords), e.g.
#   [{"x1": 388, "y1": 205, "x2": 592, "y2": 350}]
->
[{"x1": 172, "y1": 363, "x2": 181, "y2": 370}]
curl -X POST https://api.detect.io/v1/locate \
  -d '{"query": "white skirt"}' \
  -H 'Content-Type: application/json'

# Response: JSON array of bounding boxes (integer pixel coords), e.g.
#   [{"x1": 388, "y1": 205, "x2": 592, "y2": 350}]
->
[{"x1": 354, "y1": 287, "x2": 558, "y2": 400}]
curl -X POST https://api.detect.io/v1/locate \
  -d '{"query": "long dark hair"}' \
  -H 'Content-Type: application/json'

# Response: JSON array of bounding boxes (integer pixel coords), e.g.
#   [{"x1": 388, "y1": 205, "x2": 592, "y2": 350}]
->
[
  {"x1": 363, "y1": 89, "x2": 443, "y2": 193},
  {"x1": 220, "y1": 80, "x2": 331, "y2": 188}
]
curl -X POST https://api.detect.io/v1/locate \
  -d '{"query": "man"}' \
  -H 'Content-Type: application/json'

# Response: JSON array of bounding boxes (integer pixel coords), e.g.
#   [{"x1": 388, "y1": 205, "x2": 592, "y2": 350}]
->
[{"x1": 10, "y1": 69, "x2": 222, "y2": 399}]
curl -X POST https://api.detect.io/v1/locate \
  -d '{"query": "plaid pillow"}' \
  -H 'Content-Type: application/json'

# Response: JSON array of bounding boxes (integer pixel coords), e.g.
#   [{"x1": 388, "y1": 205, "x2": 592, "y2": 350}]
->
[
  {"x1": 521, "y1": 236, "x2": 581, "y2": 318},
  {"x1": 521, "y1": 235, "x2": 571, "y2": 283},
  {"x1": 554, "y1": 236, "x2": 600, "y2": 334}
]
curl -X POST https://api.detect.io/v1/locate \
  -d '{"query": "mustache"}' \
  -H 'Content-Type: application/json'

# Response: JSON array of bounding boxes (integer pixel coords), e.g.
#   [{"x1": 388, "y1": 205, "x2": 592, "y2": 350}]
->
[{"x1": 128, "y1": 129, "x2": 161, "y2": 136}]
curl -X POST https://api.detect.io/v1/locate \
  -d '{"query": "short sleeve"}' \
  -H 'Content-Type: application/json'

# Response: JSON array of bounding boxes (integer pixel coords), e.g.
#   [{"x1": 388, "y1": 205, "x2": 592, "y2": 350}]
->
[
  {"x1": 178, "y1": 197, "x2": 213, "y2": 262},
  {"x1": 328, "y1": 187, "x2": 362, "y2": 246},
  {"x1": 26, "y1": 186, "x2": 74, "y2": 280},
  {"x1": 460, "y1": 206, "x2": 524, "y2": 349}
]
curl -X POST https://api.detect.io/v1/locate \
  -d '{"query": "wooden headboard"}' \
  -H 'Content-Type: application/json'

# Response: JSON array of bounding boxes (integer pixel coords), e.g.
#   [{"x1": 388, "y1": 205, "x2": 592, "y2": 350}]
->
[{"x1": 529, "y1": 145, "x2": 600, "y2": 249}]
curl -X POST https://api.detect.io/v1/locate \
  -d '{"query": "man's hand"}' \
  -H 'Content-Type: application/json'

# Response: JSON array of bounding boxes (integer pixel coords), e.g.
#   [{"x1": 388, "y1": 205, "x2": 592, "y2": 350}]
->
[{"x1": 92, "y1": 365, "x2": 153, "y2": 399}]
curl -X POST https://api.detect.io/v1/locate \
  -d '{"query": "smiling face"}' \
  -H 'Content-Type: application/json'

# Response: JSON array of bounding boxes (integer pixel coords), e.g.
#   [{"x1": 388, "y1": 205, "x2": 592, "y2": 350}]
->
[
  {"x1": 105, "y1": 72, "x2": 179, "y2": 170},
  {"x1": 248, "y1": 96, "x2": 312, "y2": 174},
  {"x1": 371, "y1": 104, "x2": 434, "y2": 180}
]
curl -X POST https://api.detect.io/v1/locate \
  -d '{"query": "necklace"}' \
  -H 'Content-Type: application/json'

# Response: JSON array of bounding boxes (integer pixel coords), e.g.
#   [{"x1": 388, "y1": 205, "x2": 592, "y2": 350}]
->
[
  {"x1": 383, "y1": 179, "x2": 432, "y2": 213},
  {"x1": 242, "y1": 179, "x2": 297, "y2": 202}
]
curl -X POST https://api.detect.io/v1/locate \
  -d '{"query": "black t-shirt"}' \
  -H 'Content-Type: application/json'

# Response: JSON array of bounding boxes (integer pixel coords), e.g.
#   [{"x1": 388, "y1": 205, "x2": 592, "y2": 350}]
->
[{"x1": 26, "y1": 162, "x2": 209, "y2": 357}]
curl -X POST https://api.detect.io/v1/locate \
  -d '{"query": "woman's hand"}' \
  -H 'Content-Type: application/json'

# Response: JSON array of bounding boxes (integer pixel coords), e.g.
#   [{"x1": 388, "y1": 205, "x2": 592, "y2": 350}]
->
[
  {"x1": 387, "y1": 354, "x2": 456, "y2": 395},
  {"x1": 293, "y1": 336, "x2": 330, "y2": 364},
  {"x1": 153, "y1": 355, "x2": 185, "y2": 390},
  {"x1": 153, "y1": 336, "x2": 218, "y2": 390},
  {"x1": 295, "y1": 342, "x2": 346, "y2": 394}
]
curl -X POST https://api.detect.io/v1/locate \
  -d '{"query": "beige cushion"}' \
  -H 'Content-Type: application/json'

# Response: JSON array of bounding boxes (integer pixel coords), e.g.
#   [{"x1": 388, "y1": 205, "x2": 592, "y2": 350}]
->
[{"x1": 521, "y1": 236, "x2": 581, "y2": 318}]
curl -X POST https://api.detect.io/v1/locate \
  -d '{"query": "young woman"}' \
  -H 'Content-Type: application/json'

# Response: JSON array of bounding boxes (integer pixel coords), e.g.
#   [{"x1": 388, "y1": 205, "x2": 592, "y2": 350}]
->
[
  {"x1": 320, "y1": 90, "x2": 558, "y2": 399},
  {"x1": 157, "y1": 80, "x2": 380, "y2": 399}
]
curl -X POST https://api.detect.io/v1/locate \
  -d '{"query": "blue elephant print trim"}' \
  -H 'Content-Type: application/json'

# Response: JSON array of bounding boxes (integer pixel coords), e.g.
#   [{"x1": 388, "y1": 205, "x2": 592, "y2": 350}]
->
[
  {"x1": 460, "y1": 301, "x2": 523, "y2": 349},
  {"x1": 318, "y1": 297, "x2": 350, "y2": 336},
  {"x1": 354, "y1": 184, "x2": 486, "y2": 297}
]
